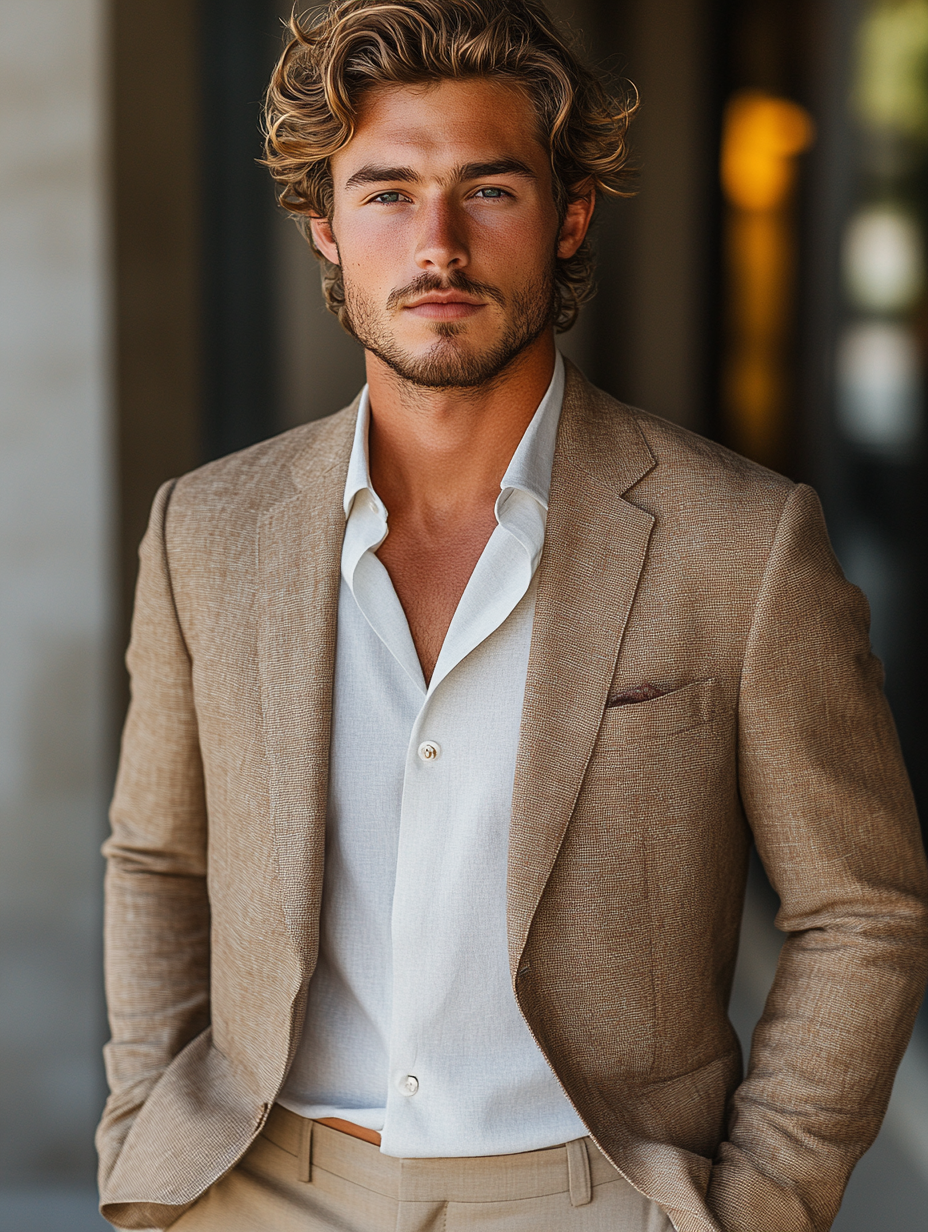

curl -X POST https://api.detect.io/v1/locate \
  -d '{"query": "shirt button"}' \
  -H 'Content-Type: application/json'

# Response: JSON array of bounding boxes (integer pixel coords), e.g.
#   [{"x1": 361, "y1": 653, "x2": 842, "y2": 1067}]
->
[
  {"x1": 398, "y1": 1074, "x2": 419, "y2": 1096},
  {"x1": 417, "y1": 741, "x2": 440, "y2": 761}
]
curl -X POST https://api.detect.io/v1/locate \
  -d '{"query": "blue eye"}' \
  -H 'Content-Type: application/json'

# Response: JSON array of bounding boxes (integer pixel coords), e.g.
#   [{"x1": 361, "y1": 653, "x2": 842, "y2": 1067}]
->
[
  {"x1": 475, "y1": 187, "x2": 507, "y2": 199},
  {"x1": 373, "y1": 192, "x2": 404, "y2": 204}
]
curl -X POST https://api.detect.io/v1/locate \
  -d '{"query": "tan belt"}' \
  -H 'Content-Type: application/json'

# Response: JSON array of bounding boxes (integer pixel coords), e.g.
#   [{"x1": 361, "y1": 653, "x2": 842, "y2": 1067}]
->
[{"x1": 315, "y1": 1115, "x2": 381, "y2": 1145}]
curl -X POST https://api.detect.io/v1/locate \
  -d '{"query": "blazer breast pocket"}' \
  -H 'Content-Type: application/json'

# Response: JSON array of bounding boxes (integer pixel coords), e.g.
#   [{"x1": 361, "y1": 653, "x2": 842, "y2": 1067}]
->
[{"x1": 598, "y1": 677, "x2": 719, "y2": 742}]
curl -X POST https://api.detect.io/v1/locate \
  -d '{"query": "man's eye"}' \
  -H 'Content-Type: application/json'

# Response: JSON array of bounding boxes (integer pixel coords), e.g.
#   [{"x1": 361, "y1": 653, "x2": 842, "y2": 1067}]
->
[
  {"x1": 474, "y1": 187, "x2": 508, "y2": 199},
  {"x1": 372, "y1": 191, "x2": 406, "y2": 204}
]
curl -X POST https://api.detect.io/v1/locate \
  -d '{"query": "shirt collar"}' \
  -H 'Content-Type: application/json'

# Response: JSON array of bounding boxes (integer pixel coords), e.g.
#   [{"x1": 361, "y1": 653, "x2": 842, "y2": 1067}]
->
[
  {"x1": 343, "y1": 384, "x2": 380, "y2": 519},
  {"x1": 497, "y1": 350, "x2": 564, "y2": 512},
  {"x1": 342, "y1": 351, "x2": 564, "y2": 521}
]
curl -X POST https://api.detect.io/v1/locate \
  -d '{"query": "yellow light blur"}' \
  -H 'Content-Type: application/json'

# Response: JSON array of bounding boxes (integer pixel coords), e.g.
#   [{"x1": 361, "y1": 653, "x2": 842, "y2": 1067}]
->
[
  {"x1": 721, "y1": 92, "x2": 815, "y2": 212},
  {"x1": 720, "y1": 92, "x2": 815, "y2": 466}
]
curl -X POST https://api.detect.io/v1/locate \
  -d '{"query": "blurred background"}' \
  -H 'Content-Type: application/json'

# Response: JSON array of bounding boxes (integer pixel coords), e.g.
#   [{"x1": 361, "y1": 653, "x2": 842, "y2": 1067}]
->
[{"x1": 1, "y1": 0, "x2": 927, "y2": 1228}]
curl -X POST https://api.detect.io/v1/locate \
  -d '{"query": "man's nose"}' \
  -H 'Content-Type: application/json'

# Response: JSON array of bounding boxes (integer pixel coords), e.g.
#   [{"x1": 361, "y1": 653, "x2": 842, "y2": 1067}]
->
[{"x1": 414, "y1": 197, "x2": 469, "y2": 274}]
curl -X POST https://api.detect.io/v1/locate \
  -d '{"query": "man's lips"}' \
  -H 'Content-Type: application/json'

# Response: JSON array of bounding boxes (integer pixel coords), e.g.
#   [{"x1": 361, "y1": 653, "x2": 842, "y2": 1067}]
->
[{"x1": 402, "y1": 294, "x2": 486, "y2": 320}]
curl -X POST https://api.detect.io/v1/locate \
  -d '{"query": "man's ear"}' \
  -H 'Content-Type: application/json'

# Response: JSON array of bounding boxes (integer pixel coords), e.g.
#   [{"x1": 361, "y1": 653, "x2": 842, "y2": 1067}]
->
[
  {"x1": 556, "y1": 189, "x2": 595, "y2": 260},
  {"x1": 310, "y1": 216, "x2": 340, "y2": 264}
]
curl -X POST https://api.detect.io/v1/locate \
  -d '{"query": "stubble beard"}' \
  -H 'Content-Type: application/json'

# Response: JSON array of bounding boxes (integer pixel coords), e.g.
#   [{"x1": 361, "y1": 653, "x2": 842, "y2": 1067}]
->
[{"x1": 341, "y1": 266, "x2": 556, "y2": 390}]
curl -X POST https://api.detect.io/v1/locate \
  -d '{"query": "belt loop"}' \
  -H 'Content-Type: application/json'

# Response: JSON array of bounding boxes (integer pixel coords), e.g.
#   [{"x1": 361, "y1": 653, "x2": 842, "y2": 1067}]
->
[
  {"x1": 566, "y1": 1137, "x2": 592, "y2": 1207},
  {"x1": 297, "y1": 1117, "x2": 313, "y2": 1183}
]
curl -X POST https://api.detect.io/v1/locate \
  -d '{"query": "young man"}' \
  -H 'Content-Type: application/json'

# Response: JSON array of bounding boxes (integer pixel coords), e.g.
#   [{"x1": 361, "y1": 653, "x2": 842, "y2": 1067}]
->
[{"x1": 97, "y1": 2, "x2": 928, "y2": 1230}]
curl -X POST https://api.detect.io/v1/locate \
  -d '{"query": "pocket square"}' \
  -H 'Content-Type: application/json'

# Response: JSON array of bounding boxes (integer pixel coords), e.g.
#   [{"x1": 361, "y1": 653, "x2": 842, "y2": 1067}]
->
[{"x1": 607, "y1": 683, "x2": 666, "y2": 706}]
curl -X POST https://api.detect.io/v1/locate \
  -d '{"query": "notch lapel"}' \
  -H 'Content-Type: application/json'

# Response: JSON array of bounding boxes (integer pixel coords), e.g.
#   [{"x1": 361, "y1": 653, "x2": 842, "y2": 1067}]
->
[
  {"x1": 257, "y1": 405, "x2": 357, "y2": 972},
  {"x1": 508, "y1": 366, "x2": 656, "y2": 975}
]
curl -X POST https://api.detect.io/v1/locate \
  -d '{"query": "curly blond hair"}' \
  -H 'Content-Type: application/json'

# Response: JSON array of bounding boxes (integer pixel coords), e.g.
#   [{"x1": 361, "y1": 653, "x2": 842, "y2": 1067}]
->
[{"x1": 264, "y1": 0, "x2": 636, "y2": 332}]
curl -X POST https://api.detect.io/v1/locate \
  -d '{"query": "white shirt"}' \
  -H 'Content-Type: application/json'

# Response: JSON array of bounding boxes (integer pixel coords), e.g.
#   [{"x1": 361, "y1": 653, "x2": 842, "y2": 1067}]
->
[{"x1": 279, "y1": 352, "x2": 586, "y2": 1157}]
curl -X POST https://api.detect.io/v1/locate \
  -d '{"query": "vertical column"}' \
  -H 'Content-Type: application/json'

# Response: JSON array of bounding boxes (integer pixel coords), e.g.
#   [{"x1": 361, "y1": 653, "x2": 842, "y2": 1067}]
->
[
  {"x1": 0, "y1": 0, "x2": 110, "y2": 1200},
  {"x1": 200, "y1": 0, "x2": 281, "y2": 456},
  {"x1": 111, "y1": 0, "x2": 203, "y2": 674},
  {"x1": 591, "y1": 0, "x2": 719, "y2": 428}
]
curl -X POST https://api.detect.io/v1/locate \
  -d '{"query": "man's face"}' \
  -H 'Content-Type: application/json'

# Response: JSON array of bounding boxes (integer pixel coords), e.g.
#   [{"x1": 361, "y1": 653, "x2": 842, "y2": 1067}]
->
[{"x1": 312, "y1": 78, "x2": 582, "y2": 389}]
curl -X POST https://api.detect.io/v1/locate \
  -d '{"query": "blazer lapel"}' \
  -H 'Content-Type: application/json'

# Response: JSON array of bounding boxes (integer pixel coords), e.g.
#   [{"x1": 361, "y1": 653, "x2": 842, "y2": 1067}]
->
[
  {"x1": 257, "y1": 404, "x2": 357, "y2": 971},
  {"x1": 508, "y1": 365, "x2": 657, "y2": 974}
]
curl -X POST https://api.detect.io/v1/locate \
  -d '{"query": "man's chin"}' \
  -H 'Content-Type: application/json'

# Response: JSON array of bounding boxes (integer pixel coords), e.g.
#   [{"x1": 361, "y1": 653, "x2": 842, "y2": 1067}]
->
[{"x1": 367, "y1": 333, "x2": 537, "y2": 391}]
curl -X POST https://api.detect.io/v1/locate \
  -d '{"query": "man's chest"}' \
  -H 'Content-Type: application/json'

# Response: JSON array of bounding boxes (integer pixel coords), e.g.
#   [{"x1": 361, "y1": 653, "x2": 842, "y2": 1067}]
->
[{"x1": 373, "y1": 509, "x2": 498, "y2": 682}]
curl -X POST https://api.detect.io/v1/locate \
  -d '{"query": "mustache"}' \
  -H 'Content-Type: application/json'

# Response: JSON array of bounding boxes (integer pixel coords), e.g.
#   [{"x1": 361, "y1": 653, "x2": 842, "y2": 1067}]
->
[{"x1": 386, "y1": 271, "x2": 507, "y2": 312}]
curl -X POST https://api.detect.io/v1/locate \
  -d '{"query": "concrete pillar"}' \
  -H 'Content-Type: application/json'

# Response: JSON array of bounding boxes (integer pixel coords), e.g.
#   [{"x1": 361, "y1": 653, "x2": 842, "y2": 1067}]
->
[{"x1": 0, "y1": 0, "x2": 111, "y2": 1221}]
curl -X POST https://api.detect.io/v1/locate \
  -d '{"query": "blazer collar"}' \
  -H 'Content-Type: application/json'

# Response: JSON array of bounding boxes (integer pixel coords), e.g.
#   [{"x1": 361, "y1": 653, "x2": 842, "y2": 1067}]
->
[
  {"x1": 288, "y1": 395, "x2": 362, "y2": 494},
  {"x1": 507, "y1": 361, "x2": 657, "y2": 974}
]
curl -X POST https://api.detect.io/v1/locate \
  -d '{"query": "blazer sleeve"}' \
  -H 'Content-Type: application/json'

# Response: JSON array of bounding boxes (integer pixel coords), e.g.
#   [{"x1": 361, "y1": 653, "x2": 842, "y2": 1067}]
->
[
  {"x1": 707, "y1": 482, "x2": 928, "y2": 1232},
  {"x1": 95, "y1": 480, "x2": 210, "y2": 1191}
]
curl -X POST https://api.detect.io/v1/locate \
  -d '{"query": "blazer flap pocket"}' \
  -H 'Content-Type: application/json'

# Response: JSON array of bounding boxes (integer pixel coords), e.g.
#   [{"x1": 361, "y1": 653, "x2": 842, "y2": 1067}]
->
[{"x1": 601, "y1": 677, "x2": 719, "y2": 740}]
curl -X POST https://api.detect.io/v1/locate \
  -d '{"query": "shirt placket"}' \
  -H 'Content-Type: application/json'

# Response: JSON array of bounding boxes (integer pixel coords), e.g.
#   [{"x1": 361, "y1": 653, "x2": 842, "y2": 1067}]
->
[{"x1": 382, "y1": 682, "x2": 449, "y2": 1137}]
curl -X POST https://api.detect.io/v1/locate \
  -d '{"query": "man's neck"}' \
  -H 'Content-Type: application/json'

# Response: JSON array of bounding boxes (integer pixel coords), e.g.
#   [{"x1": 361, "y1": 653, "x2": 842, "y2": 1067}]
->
[
  {"x1": 366, "y1": 331, "x2": 557, "y2": 524},
  {"x1": 365, "y1": 329, "x2": 557, "y2": 683}
]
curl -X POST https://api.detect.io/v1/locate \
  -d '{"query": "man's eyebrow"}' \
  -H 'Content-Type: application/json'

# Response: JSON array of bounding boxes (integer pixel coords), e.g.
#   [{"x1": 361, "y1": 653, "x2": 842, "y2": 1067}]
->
[
  {"x1": 343, "y1": 159, "x2": 537, "y2": 191},
  {"x1": 454, "y1": 159, "x2": 537, "y2": 182},
  {"x1": 344, "y1": 165, "x2": 421, "y2": 189}
]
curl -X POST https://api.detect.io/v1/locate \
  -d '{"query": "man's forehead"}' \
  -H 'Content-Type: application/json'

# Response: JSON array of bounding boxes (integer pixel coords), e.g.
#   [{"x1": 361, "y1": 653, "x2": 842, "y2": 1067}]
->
[{"x1": 334, "y1": 79, "x2": 546, "y2": 182}]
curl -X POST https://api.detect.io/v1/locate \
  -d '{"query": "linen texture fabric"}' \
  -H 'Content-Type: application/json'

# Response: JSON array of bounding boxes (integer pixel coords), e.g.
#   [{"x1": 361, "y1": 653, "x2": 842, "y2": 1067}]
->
[
  {"x1": 167, "y1": 1110, "x2": 673, "y2": 1231},
  {"x1": 97, "y1": 363, "x2": 928, "y2": 1232}
]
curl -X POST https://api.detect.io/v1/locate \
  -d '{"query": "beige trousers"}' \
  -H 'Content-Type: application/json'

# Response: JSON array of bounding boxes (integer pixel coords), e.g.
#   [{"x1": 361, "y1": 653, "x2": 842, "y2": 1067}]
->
[{"x1": 171, "y1": 1107, "x2": 674, "y2": 1232}]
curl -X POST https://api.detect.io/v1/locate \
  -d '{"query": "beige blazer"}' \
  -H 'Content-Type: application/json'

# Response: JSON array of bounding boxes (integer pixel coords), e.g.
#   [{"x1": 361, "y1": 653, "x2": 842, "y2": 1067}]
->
[{"x1": 98, "y1": 364, "x2": 928, "y2": 1232}]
